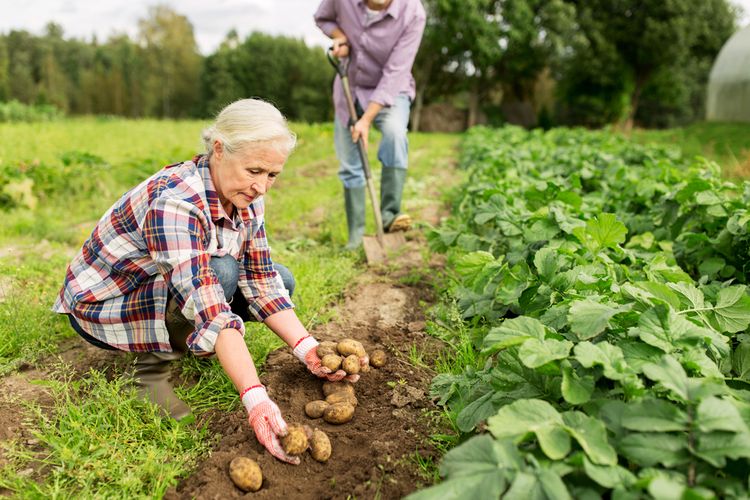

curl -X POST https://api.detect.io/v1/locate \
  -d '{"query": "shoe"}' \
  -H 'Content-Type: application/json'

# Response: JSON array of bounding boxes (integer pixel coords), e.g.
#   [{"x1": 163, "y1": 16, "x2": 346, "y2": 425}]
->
[
  {"x1": 344, "y1": 186, "x2": 366, "y2": 249},
  {"x1": 380, "y1": 167, "x2": 411, "y2": 232}
]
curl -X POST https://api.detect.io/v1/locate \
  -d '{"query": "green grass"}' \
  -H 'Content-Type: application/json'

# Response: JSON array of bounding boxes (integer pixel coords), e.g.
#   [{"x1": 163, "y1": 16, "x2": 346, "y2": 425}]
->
[
  {"x1": 628, "y1": 121, "x2": 750, "y2": 177},
  {"x1": 0, "y1": 116, "x2": 460, "y2": 497}
]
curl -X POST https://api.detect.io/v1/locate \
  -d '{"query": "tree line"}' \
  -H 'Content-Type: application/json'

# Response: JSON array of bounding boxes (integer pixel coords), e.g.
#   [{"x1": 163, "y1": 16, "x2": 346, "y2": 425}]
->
[{"x1": 0, "y1": 1, "x2": 738, "y2": 128}]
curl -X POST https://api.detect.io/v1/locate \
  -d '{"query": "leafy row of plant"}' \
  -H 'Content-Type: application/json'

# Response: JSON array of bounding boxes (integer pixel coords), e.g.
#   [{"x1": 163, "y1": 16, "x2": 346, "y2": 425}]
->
[
  {"x1": 0, "y1": 100, "x2": 63, "y2": 123},
  {"x1": 411, "y1": 127, "x2": 750, "y2": 499}
]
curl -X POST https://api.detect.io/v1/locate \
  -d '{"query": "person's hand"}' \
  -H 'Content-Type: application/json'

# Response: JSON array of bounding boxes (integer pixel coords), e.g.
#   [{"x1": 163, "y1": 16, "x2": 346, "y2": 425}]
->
[
  {"x1": 293, "y1": 336, "x2": 360, "y2": 382},
  {"x1": 242, "y1": 385, "x2": 300, "y2": 465},
  {"x1": 332, "y1": 35, "x2": 349, "y2": 58},
  {"x1": 351, "y1": 118, "x2": 371, "y2": 150}
]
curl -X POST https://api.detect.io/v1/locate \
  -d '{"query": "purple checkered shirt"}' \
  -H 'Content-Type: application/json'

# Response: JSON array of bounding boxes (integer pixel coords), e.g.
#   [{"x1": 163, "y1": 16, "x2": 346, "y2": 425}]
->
[
  {"x1": 53, "y1": 155, "x2": 293, "y2": 355},
  {"x1": 314, "y1": 0, "x2": 426, "y2": 125}
]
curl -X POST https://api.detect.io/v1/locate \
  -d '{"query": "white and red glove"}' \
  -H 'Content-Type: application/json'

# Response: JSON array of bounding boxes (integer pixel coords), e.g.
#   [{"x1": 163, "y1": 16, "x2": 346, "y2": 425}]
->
[
  {"x1": 241, "y1": 385, "x2": 299, "y2": 465},
  {"x1": 293, "y1": 335, "x2": 362, "y2": 383}
]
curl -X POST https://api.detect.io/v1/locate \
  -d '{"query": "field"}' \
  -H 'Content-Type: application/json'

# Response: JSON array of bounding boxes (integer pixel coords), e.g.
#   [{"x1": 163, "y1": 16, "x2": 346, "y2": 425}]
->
[{"x1": 0, "y1": 119, "x2": 749, "y2": 498}]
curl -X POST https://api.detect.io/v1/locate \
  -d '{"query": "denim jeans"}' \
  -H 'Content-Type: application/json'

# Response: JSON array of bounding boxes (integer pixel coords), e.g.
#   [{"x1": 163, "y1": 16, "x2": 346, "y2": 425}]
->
[
  {"x1": 334, "y1": 94, "x2": 411, "y2": 188},
  {"x1": 71, "y1": 255, "x2": 295, "y2": 350}
]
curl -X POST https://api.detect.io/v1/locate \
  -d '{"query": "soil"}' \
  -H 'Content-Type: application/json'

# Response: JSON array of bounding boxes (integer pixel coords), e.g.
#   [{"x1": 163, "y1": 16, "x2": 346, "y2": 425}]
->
[{"x1": 166, "y1": 232, "x2": 449, "y2": 500}]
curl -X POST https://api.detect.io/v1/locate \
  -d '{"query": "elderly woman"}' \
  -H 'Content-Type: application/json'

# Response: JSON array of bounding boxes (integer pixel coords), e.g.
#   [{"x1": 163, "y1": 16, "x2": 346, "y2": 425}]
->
[{"x1": 53, "y1": 99, "x2": 359, "y2": 464}]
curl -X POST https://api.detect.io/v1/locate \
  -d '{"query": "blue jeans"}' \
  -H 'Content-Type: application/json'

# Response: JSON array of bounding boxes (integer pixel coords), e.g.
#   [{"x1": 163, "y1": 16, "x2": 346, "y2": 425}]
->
[{"x1": 334, "y1": 94, "x2": 411, "y2": 188}]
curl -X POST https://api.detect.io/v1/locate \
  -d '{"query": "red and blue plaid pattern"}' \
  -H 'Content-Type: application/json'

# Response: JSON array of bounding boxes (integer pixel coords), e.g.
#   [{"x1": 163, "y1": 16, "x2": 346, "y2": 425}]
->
[{"x1": 53, "y1": 154, "x2": 293, "y2": 355}]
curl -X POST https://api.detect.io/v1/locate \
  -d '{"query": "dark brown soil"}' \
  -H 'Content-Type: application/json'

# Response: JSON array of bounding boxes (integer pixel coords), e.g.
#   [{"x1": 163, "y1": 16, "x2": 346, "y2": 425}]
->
[{"x1": 166, "y1": 236, "x2": 448, "y2": 500}]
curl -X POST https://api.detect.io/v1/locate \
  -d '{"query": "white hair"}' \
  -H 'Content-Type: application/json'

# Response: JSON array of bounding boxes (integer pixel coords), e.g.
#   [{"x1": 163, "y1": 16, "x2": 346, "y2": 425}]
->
[{"x1": 202, "y1": 98, "x2": 297, "y2": 157}]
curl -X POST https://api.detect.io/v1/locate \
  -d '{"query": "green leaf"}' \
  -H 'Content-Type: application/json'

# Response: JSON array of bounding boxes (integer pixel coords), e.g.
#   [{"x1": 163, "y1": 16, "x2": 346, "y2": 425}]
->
[
  {"x1": 534, "y1": 247, "x2": 562, "y2": 281},
  {"x1": 488, "y1": 399, "x2": 571, "y2": 460},
  {"x1": 695, "y1": 397, "x2": 747, "y2": 433},
  {"x1": 568, "y1": 299, "x2": 631, "y2": 340},
  {"x1": 619, "y1": 340, "x2": 663, "y2": 372},
  {"x1": 668, "y1": 282, "x2": 705, "y2": 310},
  {"x1": 680, "y1": 348, "x2": 723, "y2": 378},
  {"x1": 505, "y1": 471, "x2": 544, "y2": 500},
  {"x1": 642, "y1": 355, "x2": 689, "y2": 401},
  {"x1": 561, "y1": 363, "x2": 594, "y2": 405},
  {"x1": 631, "y1": 305, "x2": 715, "y2": 354},
  {"x1": 455, "y1": 251, "x2": 496, "y2": 278},
  {"x1": 707, "y1": 286, "x2": 750, "y2": 334},
  {"x1": 573, "y1": 213, "x2": 628, "y2": 252},
  {"x1": 406, "y1": 435, "x2": 517, "y2": 500},
  {"x1": 456, "y1": 391, "x2": 503, "y2": 433},
  {"x1": 538, "y1": 468, "x2": 573, "y2": 500},
  {"x1": 621, "y1": 282, "x2": 680, "y2": 309},
  {"x1": 482, "y1": 316, "x2": 548, "y2": 354},
  {"x1": 574, "y1": 341, "x2": 630, "y2": 381},
  {"x1": 618, "y1": 433, "x2": 689, "y2": 467},
  {"x1": 694, "y1": 430, "x2": 750, "y2": 467},
  {"x1": 732, "y1": 341, "x2": 750, "y2": 380},
  {"x1": 562, "y1": 411, "x2": 618, "y2": 466},
  {"x1": 582, "y1": 457, "x2": 636, "y2": 489},
  {"x1": 647, "y1": 476, "x2": 685, "y2": 500},
  {"x1": 621, "y1": 399, "x2": 689, "y2": 432},
  {"x1": 518, "y1": 338, "x2": 573, "y2": 369}
]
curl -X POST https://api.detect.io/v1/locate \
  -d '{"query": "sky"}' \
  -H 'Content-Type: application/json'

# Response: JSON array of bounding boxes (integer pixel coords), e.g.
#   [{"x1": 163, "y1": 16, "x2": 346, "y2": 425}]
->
[{"x1": 0, "y1": 0, "x2": 748, "y2": 55}]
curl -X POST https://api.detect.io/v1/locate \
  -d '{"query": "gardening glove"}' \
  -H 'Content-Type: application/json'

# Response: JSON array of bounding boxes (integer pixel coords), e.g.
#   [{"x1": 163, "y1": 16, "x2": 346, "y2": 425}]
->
[
  {"x1": 293, "y1": 335, "x2": 360, "y2": 383},
  {"x1": 242, "y1": 385, "x2": 300, "y2": 465}
]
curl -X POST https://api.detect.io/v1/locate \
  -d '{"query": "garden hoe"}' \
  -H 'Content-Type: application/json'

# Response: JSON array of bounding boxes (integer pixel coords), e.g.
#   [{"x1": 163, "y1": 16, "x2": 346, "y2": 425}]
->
[{"x1": 327, "y1": 49, "x2": 406, "y2": 264}]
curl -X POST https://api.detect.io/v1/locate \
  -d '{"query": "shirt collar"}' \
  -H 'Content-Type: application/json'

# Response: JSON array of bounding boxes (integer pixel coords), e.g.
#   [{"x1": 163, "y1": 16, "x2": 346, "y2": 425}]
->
[
  {"x1": 195, "y1": 154, "x2": 250, "y2": 225},
  {"x1": 358, "y1": 0, "x2": 399, "y2": 19}
]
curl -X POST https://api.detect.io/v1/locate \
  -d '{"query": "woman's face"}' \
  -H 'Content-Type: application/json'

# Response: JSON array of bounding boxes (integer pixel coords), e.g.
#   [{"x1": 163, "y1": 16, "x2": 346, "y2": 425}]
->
[{"x1": 210, "y1": 141, "x2": 287, "y2": 213}]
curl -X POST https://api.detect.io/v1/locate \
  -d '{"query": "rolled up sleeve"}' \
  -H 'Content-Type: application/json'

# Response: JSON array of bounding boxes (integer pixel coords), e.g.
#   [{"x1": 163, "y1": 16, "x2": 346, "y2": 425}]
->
[
  {"x1": 369, "y1": 12, "x2": 426, "y2": 107},
  {"x1": 238, "y1": 218, "x2": 294, "y2": 322},
  {"x1": 143, "y1": 197, "x2": 245, "y2": 355},
  {"x1": 314, "y1": 0, "x2": 339, "y2": 37}
]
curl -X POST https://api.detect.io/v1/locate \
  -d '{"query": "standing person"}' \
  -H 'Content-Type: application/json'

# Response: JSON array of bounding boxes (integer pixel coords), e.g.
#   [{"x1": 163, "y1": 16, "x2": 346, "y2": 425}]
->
[
  {"x1": 314, "y1": 0, "x2": 426, "y2": 249},
  {"x1": 53, "y1": 99, "x2": 363, "y2": 464}
]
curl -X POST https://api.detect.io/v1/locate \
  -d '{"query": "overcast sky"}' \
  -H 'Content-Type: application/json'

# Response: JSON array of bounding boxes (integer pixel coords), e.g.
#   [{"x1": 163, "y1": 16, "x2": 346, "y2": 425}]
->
[{"x1": 0, "y1": 0, "x2": 748, "y2": 55}]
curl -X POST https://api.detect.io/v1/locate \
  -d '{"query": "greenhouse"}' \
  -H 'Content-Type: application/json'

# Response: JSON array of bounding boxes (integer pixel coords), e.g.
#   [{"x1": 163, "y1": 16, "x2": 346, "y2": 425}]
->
[{"x1": 707, "y1": 25, "x2": 750, "y2": 122}]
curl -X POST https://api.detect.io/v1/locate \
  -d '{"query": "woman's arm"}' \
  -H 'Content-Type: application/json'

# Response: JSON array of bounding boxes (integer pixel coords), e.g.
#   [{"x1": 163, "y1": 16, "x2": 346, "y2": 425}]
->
[{"x1": 214, "y1": 328, "x2": 260, "y2": 391}]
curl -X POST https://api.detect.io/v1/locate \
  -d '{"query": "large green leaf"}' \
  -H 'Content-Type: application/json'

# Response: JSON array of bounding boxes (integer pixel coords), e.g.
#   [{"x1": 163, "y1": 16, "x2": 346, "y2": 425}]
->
[
  {"x1": 518, "y1": 338, "x2": 573, "y2": 369},
  {"x1": 732, "y1": 341, "x2": 750, "y2": 380},
  {"x1": 568, "y1": 299, "x2": 631, "y2": 340},
  {"x1": 504, "y1": 471, "x2": 544, "y2": 500},
  {"x1": 572, "y1": 213, "x2": 628, "y2": 252},
  {"x1": 695, "y1": 396, "x2": 748, "y2": 433},
  {"x1": 488, "y1": 399, "x2": 571, "y2": 460},
  {"x1": 582, "y1": 457, "x2": 636, "y2": 489},
  {"x1": 618, "y1": 433, "x2": 690, "y2": 467},
  {"x1": 642, "y1": 355, "x2": 689, "y2": 401},
  {"x1": 405, "y1": 435, "x2": 518, "y2": 500},
  {"x1": 631, "y1": 305, "x2": 716, "y2": 354},
  {"x1": 621, "y1": 399, "x2": 689, "y2": 432},
  {"x1": 562, "y1": 411, "x2": 618, "y2": 466},
  {"x1": 561, "y1": 362, "x2": 594, "y2": 405},
  {"x1": 707, "y1": 286, "x2": 750, "y2": 334},
  {"x1": 694, "y1": 430, "x2": 750, "y2": 467},
  {"x1": 481, "y1": 316, "x2": 548, "y2": 354},
  {"x1": 619, "y1": 340, "x2": 663, "y2": 373},
  {"x1": 574, "y1": 341, "x2": 630, "y2": 380}
]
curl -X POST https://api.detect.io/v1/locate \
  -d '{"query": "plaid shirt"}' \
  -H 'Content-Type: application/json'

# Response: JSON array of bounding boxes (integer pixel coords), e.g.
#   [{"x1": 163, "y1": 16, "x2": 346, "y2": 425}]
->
[{"x1": 53, "y1": 154, "x2": 293, "y2": 355}]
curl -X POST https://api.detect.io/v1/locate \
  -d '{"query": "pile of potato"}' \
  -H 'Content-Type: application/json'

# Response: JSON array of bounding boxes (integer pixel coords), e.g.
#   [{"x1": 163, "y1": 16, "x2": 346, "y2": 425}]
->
[{"x1": 305, "y1": 339, "x2": 387, "y2": 425}]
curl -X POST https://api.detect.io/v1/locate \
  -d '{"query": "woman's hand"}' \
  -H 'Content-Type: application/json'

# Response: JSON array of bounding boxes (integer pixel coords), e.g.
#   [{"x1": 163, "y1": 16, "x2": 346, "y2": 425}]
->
[
  {"x1": 242, "y1": 385, "x2": 300, "y2": 464},
  {"x1": 293, "y1": 336, "x2": 360, "y2": 382},
  {"x1": 332, "y1": 34, "x2": 349, "y2": 58}
]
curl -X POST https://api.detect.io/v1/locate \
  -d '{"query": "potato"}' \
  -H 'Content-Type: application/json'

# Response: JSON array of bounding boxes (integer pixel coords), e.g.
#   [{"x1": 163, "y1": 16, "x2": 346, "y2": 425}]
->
[
  {"x1": 341, "y1": 354, "x2": 361, "y2": 375},
  {"x1": 316, "y1": 341, "x2": 338, "y2": 358},
  {"x1": 229, "y1": 456, "x2": 263, "y2": 492},
  {"x1": 282, "y1": 424, "x2": 309, "y2": 455},
  {"x1": 337, "y1": 339, "x2": 367, "y2": 358},
  {"x1": 321, "y1": 354, "x2": 343, "y2": 372},
  {"x1": 310, "y1": 429, "x2": 332, "y2": 462},
  {"x1": 323, "y1": 402, "x2": 355, "y2": 424},
  {"x1": 326, "y1": 391, "x2": 358, "y2": 407},
  {"x1": 305, "y1": 400, "x2": 329, "y2": 419},
  {"x1": 322, "y1": 381, "x2": 355, "y2": 398},
  {"x1": 370, "y1": 349, "x2": 387, "y2": 368}
]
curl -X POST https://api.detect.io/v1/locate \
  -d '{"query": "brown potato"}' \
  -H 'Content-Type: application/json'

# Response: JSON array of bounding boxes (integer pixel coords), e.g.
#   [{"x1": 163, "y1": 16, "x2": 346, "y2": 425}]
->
[
  {"x1": 337, "y1": 339, "x2": 367, "y2": 358},
  {"x1": 341, "y1": 354, "x2": 360, "y2": 375},
  {"x1": 326, "y1": 391, "x2": 358, "y2": 407},
  {"x1": 310, "y1": 428, "x2": 332, "y2": 462},
  {"x1": 316, "y1": 341, "x2": 338, "y2": 358},
  {"x1": 305, "y1": 400, "x2": 329, "y2": 419},
  {"x1": 323, "y1": 402, "x2": 355, "y2": 424},
  {"x1": 322, "y1": 381, "x2": 355, "y2": 398},
  {"x1": 321, "y1": 354, "x2": 343, "y2": 372},
  {"x1": 229, "y1": 456, "x2": 263, "y2": 492},
  {"x1": 360, "y1": 362, "x2": 371, "y2": 373},
  {"x1": 370, "y1": 349, "x2": 387, "y2": 368},
  {"x1": 282, "y1": 424, "x2": 309, "y2": 455}
]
